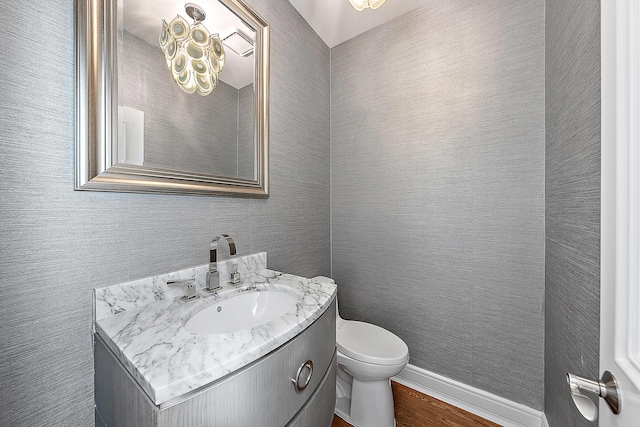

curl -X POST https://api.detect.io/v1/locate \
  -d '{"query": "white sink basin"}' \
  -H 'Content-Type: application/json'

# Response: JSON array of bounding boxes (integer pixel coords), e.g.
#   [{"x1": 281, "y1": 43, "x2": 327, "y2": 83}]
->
[{"x1": 185, "y1": 291, "x2": 298, "y2": 335}]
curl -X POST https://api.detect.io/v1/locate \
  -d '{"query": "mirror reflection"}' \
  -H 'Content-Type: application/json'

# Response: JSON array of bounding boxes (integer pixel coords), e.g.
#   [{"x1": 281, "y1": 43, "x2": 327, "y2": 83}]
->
[{"x1": 117, "y1": 0, "x2": 256, "y2": 179}]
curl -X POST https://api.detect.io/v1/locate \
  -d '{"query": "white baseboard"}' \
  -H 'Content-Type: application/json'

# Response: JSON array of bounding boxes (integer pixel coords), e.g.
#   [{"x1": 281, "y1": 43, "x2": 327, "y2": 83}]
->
[{"x1": 393, "y1": 364, "x2": 545, "y2": 427}]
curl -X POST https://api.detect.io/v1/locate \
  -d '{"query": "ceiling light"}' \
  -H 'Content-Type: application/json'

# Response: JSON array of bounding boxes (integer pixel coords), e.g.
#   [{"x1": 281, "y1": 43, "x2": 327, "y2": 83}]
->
[
  {"x1": 348, "y1": 0, "x2": 387, "y2": 11},
  {"x1": 159, "y1": 3, "x2": 225, "y2": 96}
]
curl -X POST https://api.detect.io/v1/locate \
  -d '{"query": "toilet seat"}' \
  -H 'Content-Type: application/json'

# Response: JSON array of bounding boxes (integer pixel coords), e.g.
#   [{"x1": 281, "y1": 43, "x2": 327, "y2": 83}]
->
[{"x1": 337, "y1": 320, "x2": 409, "y2": 366}]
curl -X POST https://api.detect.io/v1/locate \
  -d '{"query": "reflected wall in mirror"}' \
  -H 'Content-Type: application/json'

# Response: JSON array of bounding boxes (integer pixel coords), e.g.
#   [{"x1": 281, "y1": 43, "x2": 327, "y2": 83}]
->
[{"x1": 75, "y1": 0, "x2": 269, "y2": 197}]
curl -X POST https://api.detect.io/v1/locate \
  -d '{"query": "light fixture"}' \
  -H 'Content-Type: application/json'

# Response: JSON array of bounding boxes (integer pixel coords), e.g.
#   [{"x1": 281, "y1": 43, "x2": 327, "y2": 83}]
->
[
  {"x1": 348, "y1": 0, "x2": 387, "y2": 11},
  {"x1": 159, "y1": 3, "x2": 225, "y2": 96}
]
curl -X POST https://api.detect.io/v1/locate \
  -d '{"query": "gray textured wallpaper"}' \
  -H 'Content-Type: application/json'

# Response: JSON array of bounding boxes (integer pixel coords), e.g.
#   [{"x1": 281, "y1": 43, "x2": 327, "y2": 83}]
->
[
  {"x1": 0, "y1": 0, "x2": 330, "y2": 425},
  {"x1": 545, "y1": 0, "x2": 601, "y2": 426},
  {"x1": 0, "y1": 0, "x2": 604, "y2": 423},
  {"x1": 331, "y1": 0, "x2": 545, "y2": 409}
]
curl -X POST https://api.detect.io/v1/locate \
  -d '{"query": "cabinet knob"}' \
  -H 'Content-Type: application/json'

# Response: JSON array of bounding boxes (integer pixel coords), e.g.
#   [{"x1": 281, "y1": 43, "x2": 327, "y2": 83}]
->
[{"x1": 291, "y1": 360, "x2": 314, "y2": 392}]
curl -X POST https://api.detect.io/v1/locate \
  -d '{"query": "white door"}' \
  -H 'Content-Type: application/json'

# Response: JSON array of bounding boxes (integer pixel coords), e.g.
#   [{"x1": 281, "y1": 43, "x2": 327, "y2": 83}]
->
[{"x1": 600, "y1": 0, "x2": 640, "y2": 425}]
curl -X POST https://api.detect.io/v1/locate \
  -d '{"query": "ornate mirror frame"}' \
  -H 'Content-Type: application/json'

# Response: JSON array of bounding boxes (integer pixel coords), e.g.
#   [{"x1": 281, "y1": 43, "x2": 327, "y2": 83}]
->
[{"x1": 75, "y1": 0, "x2": 269, "y2": 197}]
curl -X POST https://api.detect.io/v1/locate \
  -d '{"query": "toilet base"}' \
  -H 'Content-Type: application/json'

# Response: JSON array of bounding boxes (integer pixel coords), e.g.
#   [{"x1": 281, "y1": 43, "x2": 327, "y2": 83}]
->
[
  {"x1": 334, "y1": 395, "x2": 351, "y2": 424},
  {"x1": 335, "y1": 405, "x2": 396, "y2": 427},
  {"x1": 335, "y1": 370, "x2": 396, "y2": 427}
]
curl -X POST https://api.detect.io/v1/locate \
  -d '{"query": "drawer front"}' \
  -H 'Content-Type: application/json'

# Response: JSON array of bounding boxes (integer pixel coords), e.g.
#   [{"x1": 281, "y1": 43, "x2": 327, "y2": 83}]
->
[
  {"x1": 286, "y1": 351, "x2": 337, "y2": 427},
  {"x1": 159, "y1": 299, "x2": 336, "y2": 427}
]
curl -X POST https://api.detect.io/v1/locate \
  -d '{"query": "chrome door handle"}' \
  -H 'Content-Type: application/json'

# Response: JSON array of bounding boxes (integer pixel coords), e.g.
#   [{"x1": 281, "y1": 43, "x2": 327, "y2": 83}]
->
[
  {"x1": 567, "y1": 371, "x2": 620, "y2": 421},
  {"x1": 291, "y1": 360, "x2": 313, "y2": 392}
]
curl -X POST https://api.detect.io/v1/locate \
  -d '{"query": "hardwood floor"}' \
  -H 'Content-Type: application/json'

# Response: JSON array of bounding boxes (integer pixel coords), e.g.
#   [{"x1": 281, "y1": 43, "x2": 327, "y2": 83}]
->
[
  {"x1": 332, "y1": 414, "x2": 353, "y2": 427},
  {"x1": 331, "y1": 381, "x2": 501, "y2": 427}
]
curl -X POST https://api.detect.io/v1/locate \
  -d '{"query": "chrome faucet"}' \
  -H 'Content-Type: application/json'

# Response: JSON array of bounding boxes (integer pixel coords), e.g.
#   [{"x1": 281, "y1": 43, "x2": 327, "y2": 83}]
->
[{"x1": 206, "y1": 234, "x2": 237, "y2": 292}]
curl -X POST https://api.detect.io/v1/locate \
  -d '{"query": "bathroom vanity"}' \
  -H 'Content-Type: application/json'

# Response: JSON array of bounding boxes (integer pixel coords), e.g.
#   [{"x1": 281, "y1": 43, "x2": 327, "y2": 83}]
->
[{"x1": 93, "y1": 253, "x2": 337, "y2": 426}]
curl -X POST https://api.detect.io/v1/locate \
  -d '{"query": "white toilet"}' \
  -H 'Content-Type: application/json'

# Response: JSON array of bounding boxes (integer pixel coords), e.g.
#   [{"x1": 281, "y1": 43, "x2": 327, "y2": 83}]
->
[{"x1": 313, "y1": 277, "x2": 409, "y2": 427}]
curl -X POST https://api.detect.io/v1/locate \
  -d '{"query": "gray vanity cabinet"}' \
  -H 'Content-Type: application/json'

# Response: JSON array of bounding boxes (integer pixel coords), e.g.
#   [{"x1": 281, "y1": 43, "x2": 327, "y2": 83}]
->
[
  {"x1": 95, "y1": 300, "x2": 336, "y2": 427},
  {"x1": 285, "y1": 361, "x2": 336, "y2": 427}
]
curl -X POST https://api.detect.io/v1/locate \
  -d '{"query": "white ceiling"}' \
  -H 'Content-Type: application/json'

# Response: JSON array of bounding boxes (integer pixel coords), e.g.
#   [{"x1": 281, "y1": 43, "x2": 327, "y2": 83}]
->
[
  {"x1": 288, "y1": 0, "x2": 425, "y2": 48},
  {"x1": 123, "y1": 0, "x2": 425, "y2": 89}
]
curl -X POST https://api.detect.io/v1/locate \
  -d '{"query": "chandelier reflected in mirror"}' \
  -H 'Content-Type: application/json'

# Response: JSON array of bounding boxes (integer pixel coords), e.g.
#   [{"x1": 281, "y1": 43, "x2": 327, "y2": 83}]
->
[
  {"x1": 159, "y1": 3, "x2": 225, "y2": 96},
  {"x1": 348, "y1": 0, "x2": 387, "y2": 11}
]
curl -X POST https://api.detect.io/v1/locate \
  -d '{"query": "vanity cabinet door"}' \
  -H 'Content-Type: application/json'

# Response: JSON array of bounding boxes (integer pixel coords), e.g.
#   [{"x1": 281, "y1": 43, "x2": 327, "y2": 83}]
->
[
  {"x1": 286, "y1": 352, "x2": 337, "y2": 427},
  {"x1": 158, "y1": 299, "x2": 336, "y2": 427}
]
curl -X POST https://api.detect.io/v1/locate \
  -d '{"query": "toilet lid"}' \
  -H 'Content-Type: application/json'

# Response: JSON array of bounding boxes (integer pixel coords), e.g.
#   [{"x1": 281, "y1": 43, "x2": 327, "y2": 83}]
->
[{"x1": 337, "y1": 321, "x2": 409, "y2": 366}]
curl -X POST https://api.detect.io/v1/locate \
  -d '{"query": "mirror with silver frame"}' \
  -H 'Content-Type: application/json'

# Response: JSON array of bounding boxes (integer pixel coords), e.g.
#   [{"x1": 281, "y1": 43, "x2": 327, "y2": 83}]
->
[{"x1": 75, "y1": 0, "x2": 269, "y2": 197}]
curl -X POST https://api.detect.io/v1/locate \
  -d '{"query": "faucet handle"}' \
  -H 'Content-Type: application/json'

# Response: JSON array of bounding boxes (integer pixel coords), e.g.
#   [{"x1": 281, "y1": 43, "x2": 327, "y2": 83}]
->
[
  {"x1": 167, "y1": 279, "x2": 199, "y2": 302},
  {"x1": 229, "y1": 263, "x2": 242, "y2": 286}
]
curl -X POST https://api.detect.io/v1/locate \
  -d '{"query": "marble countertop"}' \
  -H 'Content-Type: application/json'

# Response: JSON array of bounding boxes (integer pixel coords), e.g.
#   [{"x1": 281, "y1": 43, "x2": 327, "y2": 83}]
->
[{"x1": 94, "y1": 255, "x2": 336, "y2": 407}]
